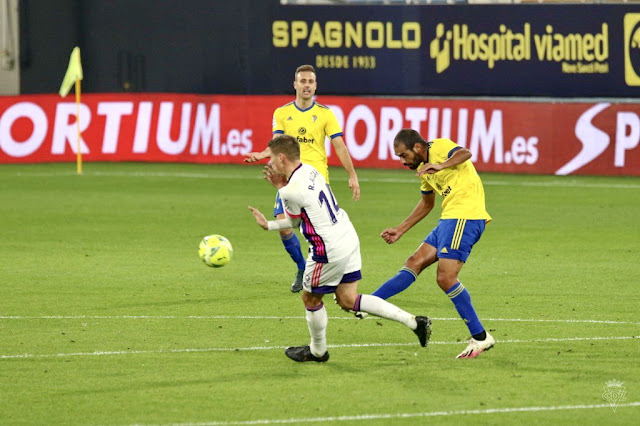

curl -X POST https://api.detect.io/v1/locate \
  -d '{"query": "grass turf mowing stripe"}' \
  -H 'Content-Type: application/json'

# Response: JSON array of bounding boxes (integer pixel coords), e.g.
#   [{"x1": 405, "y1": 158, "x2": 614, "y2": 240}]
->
[
  {"x1": 8, "y1": 170, "x2": 640, "y2": 189},
  {"x1": 1, "y1": 315, "x2": 638, "y2": 325}
]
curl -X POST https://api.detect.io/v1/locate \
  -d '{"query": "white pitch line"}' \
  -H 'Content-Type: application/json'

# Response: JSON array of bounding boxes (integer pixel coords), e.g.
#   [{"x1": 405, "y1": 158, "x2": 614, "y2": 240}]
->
[
  {"x1": 482, "y1": 317, "x2": 640, "y2": 326},
  {"x1": 1, "y1": 335, "x2": 637, "y2": 360},
  {"x1": 8, "y1": 171, "x2": 640, "y2": 189},
  {"x1": 160, "y1": 402, "x2": 640, "y2": 425},
  {"x1": 0, "y1": 315, "x2": 638, "y2": 326}
]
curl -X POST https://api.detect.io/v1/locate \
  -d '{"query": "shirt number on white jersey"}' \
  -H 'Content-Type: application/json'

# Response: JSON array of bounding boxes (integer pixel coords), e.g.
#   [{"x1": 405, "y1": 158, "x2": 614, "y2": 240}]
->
[{"x1": 318, "y1": 184, "x2": 340, "y2": 224}]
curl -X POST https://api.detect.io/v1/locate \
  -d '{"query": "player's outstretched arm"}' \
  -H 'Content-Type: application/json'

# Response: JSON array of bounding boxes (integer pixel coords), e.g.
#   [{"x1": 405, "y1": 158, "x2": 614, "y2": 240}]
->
[
  {"x1": 381, "y1": 193, "x2": 435, "y2": 244},
  {"x1": 331, "y1": 136, "x2": 360, "y2": 201},
  {"x1": 249, "y1": 206, "x2": 302, "y2": 231},
  {"x1": 244, "y1": 147, "x2": 271, "y2": 163},
  {"x1": 248, "y1": 206, "x2": 269, "y2": 230}
]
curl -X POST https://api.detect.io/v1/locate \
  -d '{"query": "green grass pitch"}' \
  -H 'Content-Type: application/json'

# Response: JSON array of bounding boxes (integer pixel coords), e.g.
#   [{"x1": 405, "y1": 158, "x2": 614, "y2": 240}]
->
[{"x1": 1, "y1": 162, "x2": 638, "y2": 425}]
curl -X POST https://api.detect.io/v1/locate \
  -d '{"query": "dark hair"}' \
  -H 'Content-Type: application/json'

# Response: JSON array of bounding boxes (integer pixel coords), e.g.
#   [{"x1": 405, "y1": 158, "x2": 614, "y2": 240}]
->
[
  {"x1": 394, "y1": 129, "x2": 428, "y2": 150},
  {"x1": 295, "y1": 64, "x2": 316, "y2": 80},
  {"x1": 268, "y1": 134, "x2": 300, "y2": 161}
]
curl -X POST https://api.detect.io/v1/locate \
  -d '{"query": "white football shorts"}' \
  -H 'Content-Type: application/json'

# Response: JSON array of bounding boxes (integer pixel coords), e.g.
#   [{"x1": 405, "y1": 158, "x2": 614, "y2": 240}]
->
[{"x1": 302, "y1": 243, "x2": 362, "y2": 294}]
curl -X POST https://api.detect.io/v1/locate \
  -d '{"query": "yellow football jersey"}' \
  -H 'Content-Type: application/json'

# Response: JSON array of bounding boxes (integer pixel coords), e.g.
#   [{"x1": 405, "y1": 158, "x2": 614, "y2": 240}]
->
[
  {"x1": 419, "y1": 138, "x2": 492, "y2": 222},
  {"x1": 272, "y1": 101, "x2": 343, "y2": 183}
]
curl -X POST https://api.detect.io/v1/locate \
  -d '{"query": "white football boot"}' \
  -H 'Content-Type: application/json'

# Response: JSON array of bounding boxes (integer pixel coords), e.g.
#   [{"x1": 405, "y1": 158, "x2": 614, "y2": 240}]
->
[{"x1": 456, "y1": 332, "x2": 495, "y2": 359}]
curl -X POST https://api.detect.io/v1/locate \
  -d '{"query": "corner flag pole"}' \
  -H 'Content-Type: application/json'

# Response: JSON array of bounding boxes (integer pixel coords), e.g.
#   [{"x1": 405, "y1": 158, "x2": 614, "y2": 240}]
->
[
  {"x1": 59, "y1": 47, "x2": 84, "y2": 175},
  {"x1": 75, "y1": 79, "x2": 82, "y2": 174}
]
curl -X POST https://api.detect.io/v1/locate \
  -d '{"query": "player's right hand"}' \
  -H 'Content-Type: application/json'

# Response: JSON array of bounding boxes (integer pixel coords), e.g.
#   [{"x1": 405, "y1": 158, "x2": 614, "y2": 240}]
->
[
  {"x1": 380, "y1": 227, "x2": 402, "y2": 244},
  {"x1": 244, "y1": 152, "x2": 263, "y2": 163},
  {"x1": 416, "y1": 162, "x2": 442, "y2": 176}
]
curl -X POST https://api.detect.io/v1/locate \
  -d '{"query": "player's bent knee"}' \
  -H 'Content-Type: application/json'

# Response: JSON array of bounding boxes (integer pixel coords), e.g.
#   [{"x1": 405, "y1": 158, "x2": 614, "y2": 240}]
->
[
  {"x1": 436, "y1": 273, "x2": 458, "y2": 291},
  {"x1": 279, "y1": 229, "x2": 294, "y2": 238},
  {"x1": 301, "y1": 291, "x2": 323, "y2": 308},
  {"x1": 405, "y1": 254, "x2": 426, "y2": 274},
  {"x1": 335, "y1": 293, "x2": 356, "y2": 310}
]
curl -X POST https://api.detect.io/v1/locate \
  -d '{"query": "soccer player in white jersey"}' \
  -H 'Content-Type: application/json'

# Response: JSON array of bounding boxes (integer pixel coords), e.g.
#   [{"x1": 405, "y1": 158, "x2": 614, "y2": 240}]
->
[
  {"x1": 245, "y1": 65, "x2": 360, "y2": 293},
  {"x1": 249, "y1": 135, "x2": 431, "y2": 362}
]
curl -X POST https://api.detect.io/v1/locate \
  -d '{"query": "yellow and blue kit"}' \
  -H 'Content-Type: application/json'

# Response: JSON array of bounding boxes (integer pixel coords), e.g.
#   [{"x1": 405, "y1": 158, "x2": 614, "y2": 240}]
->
[
  {"x1": 420, "y1": 138, "x2": 491, "y2": 262},
  {"x1": 272, "y1": 101, "x2": 343, "y2": 184},
  {"x1": 272, "y1": 100, "x2": 343, "y2": 217}
]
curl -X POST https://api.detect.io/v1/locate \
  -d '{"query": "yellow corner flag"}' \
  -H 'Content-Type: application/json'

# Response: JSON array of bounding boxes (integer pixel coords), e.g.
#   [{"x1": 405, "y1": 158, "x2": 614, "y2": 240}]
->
[
  {"x1": 59, "y1": 47, "x2": 83, "y2": 97},
  {"x1": 59, "y1": 47, "x2": 84, "y2": 174}
]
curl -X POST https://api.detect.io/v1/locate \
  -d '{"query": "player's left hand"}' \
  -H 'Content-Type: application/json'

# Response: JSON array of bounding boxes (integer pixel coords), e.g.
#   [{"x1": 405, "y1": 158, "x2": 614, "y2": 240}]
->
[
  {"x1": 416, "y1": 163, "x2": 442, "y2": 176},
  {"x1": 349, "y1": 177, "x2": 360, "y2": 201},
  {"x1": 248, "y1": 206, "x2": 268, "y2": 230}
]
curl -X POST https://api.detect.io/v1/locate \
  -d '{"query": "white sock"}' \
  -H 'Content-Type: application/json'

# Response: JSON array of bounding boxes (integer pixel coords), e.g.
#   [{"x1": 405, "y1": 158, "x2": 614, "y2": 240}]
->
[
  {"x1": 306, "y1": 304, "x2": 328, "y2": 357},
  {"x1": 359, "y1": 294, "x2": 417, "y2": 330}
]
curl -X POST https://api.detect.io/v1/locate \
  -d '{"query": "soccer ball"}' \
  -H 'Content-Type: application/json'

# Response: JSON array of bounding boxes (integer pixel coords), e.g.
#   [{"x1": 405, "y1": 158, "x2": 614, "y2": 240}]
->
[{"x1": 198, "y1": 234, "x2": 233, "y2": 267}]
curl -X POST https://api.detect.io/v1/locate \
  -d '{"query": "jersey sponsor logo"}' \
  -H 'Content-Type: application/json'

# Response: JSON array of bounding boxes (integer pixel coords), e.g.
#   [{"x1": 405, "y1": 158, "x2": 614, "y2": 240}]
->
[
  {"x1": 296, "y1": 136, "x2": 315, "y2": 144},
  {"x1": 298, "y1": 127, "x2": 307, "y2": 135}
]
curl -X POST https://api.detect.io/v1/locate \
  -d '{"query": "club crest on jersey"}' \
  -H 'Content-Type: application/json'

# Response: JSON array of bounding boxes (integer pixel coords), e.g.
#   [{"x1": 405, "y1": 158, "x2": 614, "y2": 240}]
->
[
  {"x1": 298, "y1": 127, "x2": 307, "y2": 135},
  {"x1": 312, "y1": 115, "x2": 317, "y2": 123}
]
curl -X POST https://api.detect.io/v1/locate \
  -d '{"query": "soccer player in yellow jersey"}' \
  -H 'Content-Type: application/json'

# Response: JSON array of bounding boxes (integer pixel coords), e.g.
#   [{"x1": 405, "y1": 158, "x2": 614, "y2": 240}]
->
[
  {"x1": 371, "y1": 129, "x2": 495, "y2": 359},
  {"x1": 245, "y1": 65, "x2": 360, "y2": 293}
]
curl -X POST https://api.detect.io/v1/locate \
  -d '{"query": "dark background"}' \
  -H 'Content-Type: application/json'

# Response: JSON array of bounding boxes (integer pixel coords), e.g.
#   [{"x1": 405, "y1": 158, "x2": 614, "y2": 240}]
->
[
  {"x1": 18, "y1": 0, "x2": 640, "y2": 97},
  {"x1": 19, "y1": 0, "x2": 278, "y2": 94}
]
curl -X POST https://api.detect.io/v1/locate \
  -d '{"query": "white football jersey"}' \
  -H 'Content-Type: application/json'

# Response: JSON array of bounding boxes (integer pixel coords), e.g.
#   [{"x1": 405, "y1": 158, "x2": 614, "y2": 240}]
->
[{"x1": 280, "y1": 163, "x2": 359, "y2": 263}]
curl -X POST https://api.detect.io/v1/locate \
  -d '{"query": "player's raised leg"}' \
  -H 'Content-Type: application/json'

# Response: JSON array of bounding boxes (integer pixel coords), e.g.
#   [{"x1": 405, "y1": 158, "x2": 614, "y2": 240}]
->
[
  {"x1": 335, "y1": 282, "x2": 432, "y2": 347},
  {"x1": 372, "y1": 243, "x2": 437, "y2": 300},
  {"x1": 274, "y1": 192, "x2": 305, "y2": 293}
]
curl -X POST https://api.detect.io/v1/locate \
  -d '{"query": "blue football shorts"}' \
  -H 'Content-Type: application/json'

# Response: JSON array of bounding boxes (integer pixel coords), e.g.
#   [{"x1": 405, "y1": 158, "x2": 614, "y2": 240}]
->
[
  {"x1": 424, "y1": 219, "x2": 486, "y2": 262},
  {"x1": 273, "y1": 191, "x2": 284, "y2": 217}
]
